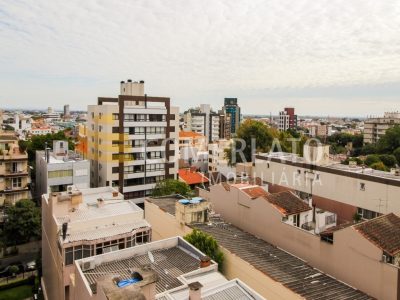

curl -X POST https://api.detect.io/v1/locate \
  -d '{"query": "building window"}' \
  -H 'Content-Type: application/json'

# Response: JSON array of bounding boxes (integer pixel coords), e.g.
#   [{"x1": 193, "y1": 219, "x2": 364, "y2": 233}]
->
[
  {"x1": 146, "y1": 164, "x2": 164, "y2": 172},
  {"x1": 360, "y1": 183, "x2": 365, "y2": 191},
  {"x1": 357, "y1": 208, "x2": 380, "y2": 220},
  {"x1": 48, "y1": 170, "x2": 73, "y2": 178},
  {"x1": 112, "y1": 167, "x2": 119, "y2": 174},
  {"x1": 147, "y1": 151, "x2": 163, "y2": 159},
  {"x1": 11, "y1": 177, "x2": 22, "y2": 188},
  {"x1": 65, "y1": 247, "x2": 73, "y2": 265},
  {"x1": 124, "y1": 165, "x2": 144, "y2": 174},
  {"x1": 112, "y1": 113, "x2": 119, "y2": 120},
  {"x1": 112, "y1": 127, "x2": 119, "y2": 133}
]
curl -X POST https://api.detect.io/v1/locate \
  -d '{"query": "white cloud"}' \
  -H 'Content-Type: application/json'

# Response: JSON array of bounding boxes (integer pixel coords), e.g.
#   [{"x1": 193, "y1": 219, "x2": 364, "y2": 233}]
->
[{"x1": 0, "y1": 0, "x2": 400, "y2": 115}]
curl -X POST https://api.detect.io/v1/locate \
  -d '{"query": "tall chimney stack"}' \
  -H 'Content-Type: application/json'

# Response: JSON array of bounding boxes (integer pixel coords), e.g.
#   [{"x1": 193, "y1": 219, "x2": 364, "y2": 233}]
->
[
  {"x1": 188, "y1": 282, "x2": 203, "y2": 300},
  {"x1": 62, "y1": 222, "x2": 68, "y2": 240}
]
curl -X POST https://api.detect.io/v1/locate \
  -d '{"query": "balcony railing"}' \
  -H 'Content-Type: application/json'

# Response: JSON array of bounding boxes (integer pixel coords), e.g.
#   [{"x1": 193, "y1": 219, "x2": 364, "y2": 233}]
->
[
  {"x1": 301, "y1": 221, "x2": 316, "y2": 231},
  {"x1": 4, "y1": 169, "x2": 28, "y2": 176}
]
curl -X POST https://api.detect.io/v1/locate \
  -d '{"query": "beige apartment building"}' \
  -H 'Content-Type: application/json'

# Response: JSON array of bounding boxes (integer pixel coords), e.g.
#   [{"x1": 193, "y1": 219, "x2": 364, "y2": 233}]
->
[
  {"x1": 87, "y1": 80, "x2": 179, "y2": 203},
  {"x1": 255, "y1": 145, "x2": 400, "y2": 224},
  {"x1": 144, "y1": 194, "x2": 371, "y2": 300},
  {"x1": 364, "y1": 111, "x2": 400, "y2": 144},
  {"x1": 199, "y1": 182, "x2": 399, "y2": 300},
  {"x1": 0, "y1": 131, "x2": 30, "y2": 207},
  {"x1": 41, "y1": 185, "x2": 151, "y2": 300}
]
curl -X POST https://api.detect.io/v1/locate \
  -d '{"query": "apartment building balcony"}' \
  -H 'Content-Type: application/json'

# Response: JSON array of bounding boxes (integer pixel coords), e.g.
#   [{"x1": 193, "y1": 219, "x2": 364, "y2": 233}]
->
[
  {"x1": 3, "y1": 168, "x2": 28, "y2": 177},
  {"x1": 2, "y1": 186, "x2": 30, "y2": 194},
  {"x1": 0, "y1": 149, "x2": 28, "y2": 161},
  {"x1": 301, "y1": 221, "x2": 316, "y2": 231},
  {"x1": 1, "y1": 177, "x2": 29, "y2": 193},
  {"x1": 123, "y1": 183, "x2": 157, "y2": 193}
]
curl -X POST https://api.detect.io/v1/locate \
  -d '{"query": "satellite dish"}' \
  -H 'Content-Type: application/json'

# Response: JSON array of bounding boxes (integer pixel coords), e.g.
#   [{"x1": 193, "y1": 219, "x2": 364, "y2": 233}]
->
[{"x1": 148, "y1": 251, "x2": 155, "y2": 264}]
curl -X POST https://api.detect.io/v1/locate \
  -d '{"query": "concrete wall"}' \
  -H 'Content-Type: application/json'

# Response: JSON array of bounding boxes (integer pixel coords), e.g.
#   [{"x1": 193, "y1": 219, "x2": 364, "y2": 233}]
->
[
  {"x1": 200, "y1": 185, "x2": 400, "y2": 300},
  {"x1": 42, "y1": 195, "x2": 65, "y2": 300},
  {"x1": 255, "y1": 158, "x2": 400, "y2": 220},
  {"x1": 144, "y1": 200, "x2": 192, "y2": 241}
]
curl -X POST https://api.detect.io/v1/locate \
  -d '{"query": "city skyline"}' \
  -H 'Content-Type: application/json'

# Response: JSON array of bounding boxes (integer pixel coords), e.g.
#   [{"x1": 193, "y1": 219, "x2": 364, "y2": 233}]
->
[{"x1": 1, "y1": 0, "x2": 400, "y2": 116}]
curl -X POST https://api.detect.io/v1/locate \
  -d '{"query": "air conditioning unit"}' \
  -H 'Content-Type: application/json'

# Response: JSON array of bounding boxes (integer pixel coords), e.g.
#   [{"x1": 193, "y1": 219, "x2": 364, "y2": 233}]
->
[
  {"x1": 81, "y1": 258, "x2": 96, "y2": 271},
  {"x1": 67, "y1": 186, "x2": 74, "y2": 193}
]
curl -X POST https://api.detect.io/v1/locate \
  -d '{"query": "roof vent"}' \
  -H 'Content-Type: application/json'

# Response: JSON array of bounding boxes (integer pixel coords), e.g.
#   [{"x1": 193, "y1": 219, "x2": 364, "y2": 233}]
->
[{"x1": 97, "y1": 198, "x2": 105, "y2": 207}]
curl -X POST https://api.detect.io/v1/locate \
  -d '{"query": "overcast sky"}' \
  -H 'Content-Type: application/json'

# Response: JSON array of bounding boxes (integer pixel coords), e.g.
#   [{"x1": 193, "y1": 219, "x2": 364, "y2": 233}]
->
[{"x1": 1, "y1": 0, "x2": 400, "y2": 116}]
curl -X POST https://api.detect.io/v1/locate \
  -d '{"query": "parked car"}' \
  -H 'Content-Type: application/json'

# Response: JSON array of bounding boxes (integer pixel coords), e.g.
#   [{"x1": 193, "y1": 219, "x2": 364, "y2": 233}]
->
[{"x1": 25, "y1": 260, "x2": 36, "y2": 271}]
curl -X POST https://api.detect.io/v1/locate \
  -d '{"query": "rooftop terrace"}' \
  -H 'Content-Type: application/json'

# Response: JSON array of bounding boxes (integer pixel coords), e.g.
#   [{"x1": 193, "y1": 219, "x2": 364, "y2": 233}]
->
[{"x1": 80, "y1": 237, "x2": 213, "y2": 295}]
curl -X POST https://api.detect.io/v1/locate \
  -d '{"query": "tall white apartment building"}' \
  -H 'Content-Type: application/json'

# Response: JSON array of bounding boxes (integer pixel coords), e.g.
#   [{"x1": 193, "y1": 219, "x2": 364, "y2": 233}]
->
[
  {"x1": 87, "y1": 80, "x2": 179, "y2": 203},
  {"x1": 364, "y1": 112, "x2": 400, "y2": 144},
  {"x1": 35, "y1": 140, "x2": 90, "y2": 198},
  {"x1": 183, "y1": 104, "x2": 220, "y2": 142}
]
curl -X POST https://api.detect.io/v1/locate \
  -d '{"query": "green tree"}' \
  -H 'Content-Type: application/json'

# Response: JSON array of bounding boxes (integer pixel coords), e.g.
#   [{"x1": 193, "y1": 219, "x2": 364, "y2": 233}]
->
[
  {"x1": 364, "y1": 154, "x2": 381, "y2": 166},
  {"x1": 378, "y1": 154, "x2": 397, "y2": 168},
  {"x1": 377, "y1": 125, "x2": 400, "y2": 153},
  {"x1": 3, "y1": 199, "x2": 41, "y2": 245},
  {"x1": 151, "y1": 179, "x2": 192, "y2": 197},
  {"x1": 8, "y1": 265, "x2": 19, "y2": 275},
  {"x1": 361, "y1": 143, "x2": 378, "y2": 155},
  {"x1": 370, "y1": 161, "x2": 387, "y2": 171},
  {"x1": 225, "y1": 120, "x2": 296, "y2": 165},
  {"x1": 184, "y1": 229, "x2": 224, "y2": 271},
  {"x1": 393, "y1": 147, "x2": 400, "y2": 166}
]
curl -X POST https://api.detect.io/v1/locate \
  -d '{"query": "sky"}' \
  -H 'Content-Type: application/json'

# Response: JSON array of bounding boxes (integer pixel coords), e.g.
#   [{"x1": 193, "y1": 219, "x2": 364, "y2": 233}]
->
[{"x1": 1, "y1": 0, "x2": 400, "y2": 117}]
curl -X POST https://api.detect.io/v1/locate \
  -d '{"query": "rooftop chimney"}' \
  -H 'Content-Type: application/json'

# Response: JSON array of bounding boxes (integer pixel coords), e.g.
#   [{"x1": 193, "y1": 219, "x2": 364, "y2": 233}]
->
[
  {"x1": 62, "y1": 222, "x2": 68, "y2": 240},
  {"x1": 112, "y1": 191, "x2": 119, "y2": 198},
  {"x1": 200, "y1": 255, "x2": 211, "y2": 268},
  {"x1": 188, "y1": 282, "x2": 203, "y2": 300},
  {"x1": 97, "y1": 198, "x2": 105, "y2": 208}
]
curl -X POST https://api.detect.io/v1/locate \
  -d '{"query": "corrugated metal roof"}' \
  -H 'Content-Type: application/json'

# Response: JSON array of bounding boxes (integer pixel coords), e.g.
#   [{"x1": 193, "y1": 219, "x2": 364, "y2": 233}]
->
[
  {"x1": 84, "y1": 246, "x2": 201, "y2": 295},
  {"x1": 193, "y1": 218, "x2": 373, "y2": 300}
]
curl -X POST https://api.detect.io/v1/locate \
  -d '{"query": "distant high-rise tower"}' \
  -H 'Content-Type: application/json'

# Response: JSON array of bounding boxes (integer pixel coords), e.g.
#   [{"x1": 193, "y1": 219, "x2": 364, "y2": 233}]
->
[
  {"x1": 279, "y1": 107, "x2": 297, "y2": 131},
  {"x1": 223, "y1": 98, "x2": 241, "y2": 135},
  {"x1": 63, "y1": 104, "x2": 70, "y2": 118}
]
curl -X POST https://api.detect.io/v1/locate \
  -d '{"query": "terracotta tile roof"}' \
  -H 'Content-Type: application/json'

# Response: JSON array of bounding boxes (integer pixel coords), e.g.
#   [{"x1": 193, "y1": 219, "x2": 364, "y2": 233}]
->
[
  {"x1": 264, "y1": 191, "x2": 311, "y2": 216},
  {"x1": 179, "y1": 131, "x2": 204, "y2": 138},
  {"x1": 178, "y1": 169, "x2": 209, "y2": 185},
  {"x1": 354, "y1": 213, "x2": 400, "y2": 256},
  {"x1": 241, "y1": 186, "x2": 268, "y2": 199}
]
